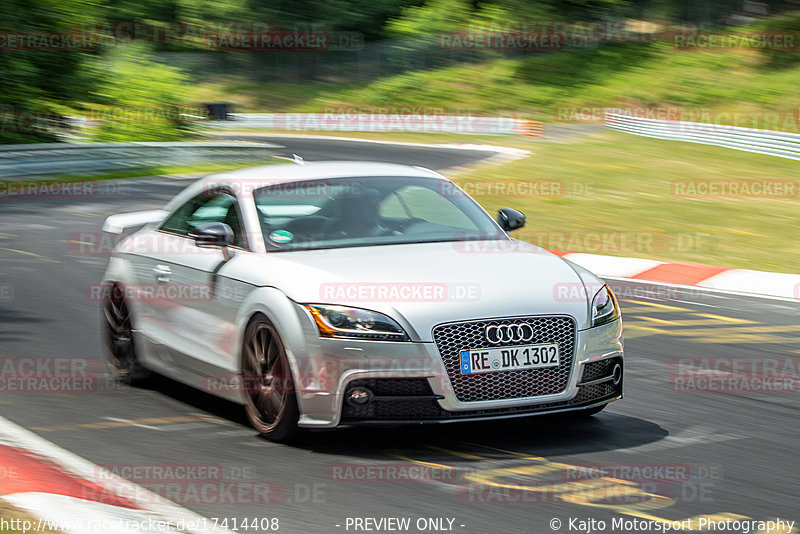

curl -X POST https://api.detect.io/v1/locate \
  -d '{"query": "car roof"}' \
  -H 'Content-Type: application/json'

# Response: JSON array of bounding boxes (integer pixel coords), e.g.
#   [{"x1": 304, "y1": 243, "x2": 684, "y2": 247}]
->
[
  {"x1": 162, "y1": 161, "x2": 449, "y2": 213},
  {"x1": 199, "y1": 161, "x2": 443, "y2": 188}
]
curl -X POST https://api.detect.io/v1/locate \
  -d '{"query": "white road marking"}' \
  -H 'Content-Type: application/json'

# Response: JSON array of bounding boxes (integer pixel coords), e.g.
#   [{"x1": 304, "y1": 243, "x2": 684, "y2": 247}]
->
[
  {"x1": 668, "y1": 299, "x2": 718, "y2": 308},
  {"x1": 102, "y1": 417, "x2": 163, "y2": 431},
  {"x1": 0, "y1": 414, "x2": 230, "y2": 533},
  {"x1": 616, "y1": 425, "x2": 746, "y2": 454}
]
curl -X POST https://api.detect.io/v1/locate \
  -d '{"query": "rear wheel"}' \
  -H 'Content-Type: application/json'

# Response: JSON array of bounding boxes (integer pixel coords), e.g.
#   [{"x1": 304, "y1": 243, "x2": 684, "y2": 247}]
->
[
  {"x1": 102, "y1": 283, "x2": 151, "y2": 384},
  {"x1": 241, "y1": 315, "x2": 299, "y2": 441}
]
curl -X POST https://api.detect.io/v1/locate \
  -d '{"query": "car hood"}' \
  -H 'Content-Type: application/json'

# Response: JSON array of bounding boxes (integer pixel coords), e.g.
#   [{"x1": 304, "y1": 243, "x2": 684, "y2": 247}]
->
[{"x1": 227, "y1": 240, "x2": 602, "y2": 341}]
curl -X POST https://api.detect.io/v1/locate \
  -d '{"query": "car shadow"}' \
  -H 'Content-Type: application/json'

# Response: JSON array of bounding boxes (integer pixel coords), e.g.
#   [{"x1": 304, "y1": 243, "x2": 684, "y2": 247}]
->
[
  {"x1": 142, "y1": 373, "x2": 251, "y2": 427},
  {"x1": 0, "y1": 308, "x2": 52, "y2": 343},
  {"x1": 147, "y1": 371, "x2": 667, "y2": 460},
  {"x1": 293, "y1": 412, "x2": 667, "y2": 460}
]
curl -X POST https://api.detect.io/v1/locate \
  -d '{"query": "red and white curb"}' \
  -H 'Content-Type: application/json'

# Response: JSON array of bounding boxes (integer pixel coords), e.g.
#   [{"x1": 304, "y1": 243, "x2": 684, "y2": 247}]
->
[
  {"x1": 0, "y1": 415, "x2": 228, "y2": 533},
  {"x1": 552, "y1": 250, "x2": 800, "y2": 301}
]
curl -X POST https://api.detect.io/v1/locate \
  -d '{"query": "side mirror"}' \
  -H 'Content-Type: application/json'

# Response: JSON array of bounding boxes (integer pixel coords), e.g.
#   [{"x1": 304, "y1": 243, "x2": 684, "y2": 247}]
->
[
  {"x1": 193, "y1": 222, "x2": 235, "y2": 254},
  {"x1": 497, "y1": 208, "x2": 526, "y2": 232}
]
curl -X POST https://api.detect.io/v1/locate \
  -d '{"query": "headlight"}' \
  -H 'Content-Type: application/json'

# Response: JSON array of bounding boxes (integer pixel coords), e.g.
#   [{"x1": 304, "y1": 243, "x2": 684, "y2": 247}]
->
[
  {"x1": 591, "y1": 285, "x2": 620, "y2": 327},
  {"x1": 304, "y1": 305, "x2": 409, "y2": 341}
]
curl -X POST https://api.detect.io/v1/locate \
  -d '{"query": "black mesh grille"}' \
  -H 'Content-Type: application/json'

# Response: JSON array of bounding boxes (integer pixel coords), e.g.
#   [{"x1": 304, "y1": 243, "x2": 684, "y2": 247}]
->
[
  {"x1": 341, "y1": 378, "x2": 437, "y2": 422},
  {"x1": 340, "y1": 382, "x2": 618, "y2": 422},
  {"x1": 580, "y1": 357, "x2": 621, "y2": 383},
  {"x1": 432, "y1": 316, "x2": 576, "y2": 402},
  {"x1": 573, "y1": 381, "x2": 616, "y2": 403},
  {"x1": 343, "y1": 399, "x2": 442, "y2": 421}
]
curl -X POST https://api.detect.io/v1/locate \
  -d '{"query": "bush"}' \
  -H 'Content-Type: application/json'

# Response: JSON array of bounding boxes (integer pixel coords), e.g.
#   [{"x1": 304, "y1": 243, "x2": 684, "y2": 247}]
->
[{"x1": 89, "y1": 46, "x2": 196, "y2": 142}]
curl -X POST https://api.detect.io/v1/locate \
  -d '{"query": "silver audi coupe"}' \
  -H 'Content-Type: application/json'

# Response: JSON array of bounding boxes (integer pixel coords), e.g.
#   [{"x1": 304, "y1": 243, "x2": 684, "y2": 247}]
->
[{"x1": 101, "y1": 161, "x2": 623, "y2": 440}]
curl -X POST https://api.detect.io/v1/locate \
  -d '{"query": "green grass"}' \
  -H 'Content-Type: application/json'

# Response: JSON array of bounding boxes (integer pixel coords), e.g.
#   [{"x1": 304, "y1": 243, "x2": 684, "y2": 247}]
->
[
  {"x1": 0, "y1": 500, "x2": 59, "y2": 533},
  {"x1": 191, "y1": 26, "x2": 800, "y2": 132},
  {"x1": 445, "y1": 130, "x2": 800, "y2": 273}
]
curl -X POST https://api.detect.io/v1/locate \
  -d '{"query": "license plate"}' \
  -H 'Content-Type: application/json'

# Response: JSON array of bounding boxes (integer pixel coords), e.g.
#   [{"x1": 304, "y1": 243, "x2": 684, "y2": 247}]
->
[{"x1": 459, "y1": 344, "x2": 560, "y2": 375}]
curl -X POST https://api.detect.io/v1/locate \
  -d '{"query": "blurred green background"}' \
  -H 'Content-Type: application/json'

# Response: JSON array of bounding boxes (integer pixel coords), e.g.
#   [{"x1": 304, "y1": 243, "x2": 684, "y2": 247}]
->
[
  {"x1": 2, "y1": 0, "x2": 799, "y2": 272},
  {"x1": 3, "y1": 0, "x2": 800, "y2": 143}
]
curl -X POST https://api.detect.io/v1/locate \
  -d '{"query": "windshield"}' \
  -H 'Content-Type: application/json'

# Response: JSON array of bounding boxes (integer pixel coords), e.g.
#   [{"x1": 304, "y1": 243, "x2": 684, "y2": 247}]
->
[{"x1": 253, "y1": 175, "x2": 506, "y2": 251}]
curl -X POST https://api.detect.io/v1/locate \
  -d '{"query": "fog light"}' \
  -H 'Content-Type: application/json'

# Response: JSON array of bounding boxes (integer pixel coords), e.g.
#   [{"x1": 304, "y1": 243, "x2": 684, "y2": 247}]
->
[
  {"x1": 612, "y1": 363, "x2": 623, "y2": 385},
  {"x1": 346, "y1": 387, "x2": 373, "y2": 406}
]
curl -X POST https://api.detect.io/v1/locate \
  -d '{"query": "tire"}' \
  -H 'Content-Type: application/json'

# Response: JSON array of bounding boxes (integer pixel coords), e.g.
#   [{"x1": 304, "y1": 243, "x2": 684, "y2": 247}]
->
[
  {"x1": 102, "y1": 283, "x2": 151, "y2": 385},
  {"x1": 241, "y1": 314, "x2": 299, "y2": 441}
]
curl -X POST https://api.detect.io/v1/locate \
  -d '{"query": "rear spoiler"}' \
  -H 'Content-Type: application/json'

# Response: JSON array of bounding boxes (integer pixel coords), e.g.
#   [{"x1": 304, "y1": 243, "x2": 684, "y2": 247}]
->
[{"x1": 102, "y1": 209, "x2": 168, "y2": 234}]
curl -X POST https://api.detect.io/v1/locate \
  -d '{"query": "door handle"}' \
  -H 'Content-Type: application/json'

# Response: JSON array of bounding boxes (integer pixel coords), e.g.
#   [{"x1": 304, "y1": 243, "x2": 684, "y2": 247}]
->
[{"x1": 153, "y1": 264, "x2": 171, "y2": 283}]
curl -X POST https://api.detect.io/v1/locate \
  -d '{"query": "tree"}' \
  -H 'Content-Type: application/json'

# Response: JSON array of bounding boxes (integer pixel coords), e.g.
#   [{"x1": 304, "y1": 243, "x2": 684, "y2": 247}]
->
[
  {"x1": 88, "y1": 45, "x2": 194, "y2": 141},
  {"x1": 0, "y1": 0, "x2": 101, "y2": 143}
]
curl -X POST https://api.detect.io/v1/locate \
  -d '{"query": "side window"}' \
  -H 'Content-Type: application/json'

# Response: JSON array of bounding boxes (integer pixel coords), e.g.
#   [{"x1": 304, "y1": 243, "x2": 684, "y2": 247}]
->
[{"x1": 160, "y1": 192, "x2": 248, "y2": 249}]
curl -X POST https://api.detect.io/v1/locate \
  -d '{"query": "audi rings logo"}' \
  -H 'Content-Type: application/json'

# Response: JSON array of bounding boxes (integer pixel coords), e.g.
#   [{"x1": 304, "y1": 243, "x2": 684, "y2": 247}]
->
[{"x1": 485, "y1": 323, "x2": 535, "y2": 344}]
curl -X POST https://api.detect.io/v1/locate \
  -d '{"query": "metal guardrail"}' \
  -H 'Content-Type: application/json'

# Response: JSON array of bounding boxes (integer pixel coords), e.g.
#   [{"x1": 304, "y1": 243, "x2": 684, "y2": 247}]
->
[
  {"x1": 0, "y1": 141, "x2": 278, "y2": 180},
  {"x1": 207, "y1": 113, "x2": 542, "y2": 137},
  {"x1": 606, "y1": 110, "x2": 800, "y2": 161}
]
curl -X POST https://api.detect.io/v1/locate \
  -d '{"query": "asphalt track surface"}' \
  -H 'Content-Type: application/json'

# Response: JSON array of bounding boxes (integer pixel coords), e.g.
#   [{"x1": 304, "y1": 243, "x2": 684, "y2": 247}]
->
[{"x1": 1, "y1": 136, "x2": 799, "y2": 533}]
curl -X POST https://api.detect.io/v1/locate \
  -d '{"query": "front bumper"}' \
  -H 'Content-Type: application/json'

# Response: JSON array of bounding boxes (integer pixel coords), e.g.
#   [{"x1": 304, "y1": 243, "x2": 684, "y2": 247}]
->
[
  {"x1": 340, "y1": 359, "x2": 622, "y2": 423},
  {"x1": 293, "y1": 315, "x2": 623, "y2": 428}
]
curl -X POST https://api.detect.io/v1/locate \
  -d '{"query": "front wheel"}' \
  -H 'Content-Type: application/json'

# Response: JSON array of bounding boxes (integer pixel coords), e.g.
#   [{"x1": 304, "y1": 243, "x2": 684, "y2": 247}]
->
[
  {"x1": 102, "y1": 283, "x2": 151, "y2": 385},
  {"x1": 241, "y1": 315, "x2": 299, "y2": 441}
]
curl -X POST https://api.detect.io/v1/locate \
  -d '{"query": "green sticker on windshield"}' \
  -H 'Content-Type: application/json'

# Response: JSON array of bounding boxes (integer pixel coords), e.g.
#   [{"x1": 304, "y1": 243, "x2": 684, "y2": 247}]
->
[{"x1": 269, "y1": 230, "x2": 294, "y2": 244}]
